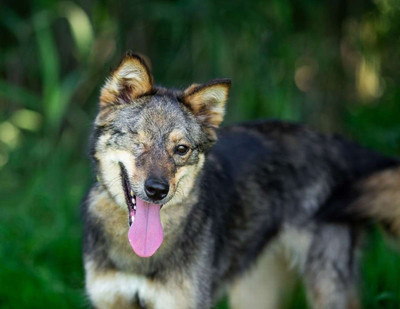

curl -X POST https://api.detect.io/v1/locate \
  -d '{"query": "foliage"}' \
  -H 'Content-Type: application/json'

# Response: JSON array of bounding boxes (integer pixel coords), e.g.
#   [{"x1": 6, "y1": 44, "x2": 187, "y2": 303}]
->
[{"x1": 1, "y1": 0, "x2": 400, "y2": 307}]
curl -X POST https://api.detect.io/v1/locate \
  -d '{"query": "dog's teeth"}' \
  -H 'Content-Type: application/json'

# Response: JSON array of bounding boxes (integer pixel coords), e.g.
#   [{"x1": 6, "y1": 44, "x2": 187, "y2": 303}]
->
[
  {"x1": 131, "y1": 198, "x2": 136, "y2": 205},
  {"x1": 130, "y1": 190, "x2": 134, "y2": 197},
  {"x1": 131, "y1": 215, "x2": 135, "y2": 223},
  {"x1": 133, "y1": 205, "x2": 136, "y2": 211}
]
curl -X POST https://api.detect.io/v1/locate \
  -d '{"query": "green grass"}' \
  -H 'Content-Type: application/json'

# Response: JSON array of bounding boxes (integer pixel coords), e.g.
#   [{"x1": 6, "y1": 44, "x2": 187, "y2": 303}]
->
[{"x1": 0, "y1": 141, "x2": 91, "y2": 308}]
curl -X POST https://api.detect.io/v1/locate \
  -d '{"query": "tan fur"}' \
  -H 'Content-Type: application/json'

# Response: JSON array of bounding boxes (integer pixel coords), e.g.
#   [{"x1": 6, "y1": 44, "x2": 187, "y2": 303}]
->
[
  {"x1": 168, "y1": 154, "x2": 205, "y2": 205},
  {"x1": 277, "y1": 226, "x2": 313, "y2": 271},
  {"x1": 228, "y1": 225, "x2": 318, "y2": 309},
  {"x1": 184, "y1": 83, "x2": 201, "y2": 94},
  {"x1": 353, "y1": 167, "x2": 400, "y2": 236},
  {"x1": 99, "y1": 91, "x2": 119, "y2": 107},
  {"x1": 85, "y1": 260, "x2": 196, "y2": 309},
  {"x1": 100, "y1": 54, "x2": 153, "y2": 108},
  {"x1": 136, "y1": 130, "x2": 152, "y2": 151},
  {"x1": 169, "y1": 129, "x2": 186, "y2": 144},
  {"x1": 88, "y1": 188, "x2": 137, "y2": 269},
  {"x1": 183, "y1": 81, "x2": 230, "y2": 128},
  {"x1": 229, "y1": 241, "x2": 297, "y2": 309},
  {"x1": 95, "y1": 146, "x2": 137, "y2": 208}
]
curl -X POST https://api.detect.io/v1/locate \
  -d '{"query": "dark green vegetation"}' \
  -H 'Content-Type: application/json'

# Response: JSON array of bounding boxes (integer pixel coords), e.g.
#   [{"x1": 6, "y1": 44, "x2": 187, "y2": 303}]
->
[{"x1": 1, "y1": 0, "x2": 400, "y2": 307}]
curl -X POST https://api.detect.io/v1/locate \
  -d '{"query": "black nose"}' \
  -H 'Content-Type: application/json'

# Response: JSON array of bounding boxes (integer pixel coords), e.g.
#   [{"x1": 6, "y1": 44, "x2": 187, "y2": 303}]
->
[{"x1": 144, "y1": 178, "x2": 169, "y2": 201}]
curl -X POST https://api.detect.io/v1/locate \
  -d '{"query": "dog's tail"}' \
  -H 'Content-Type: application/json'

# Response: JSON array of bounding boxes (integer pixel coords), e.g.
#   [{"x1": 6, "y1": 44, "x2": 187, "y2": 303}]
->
[{"x1": 350, "y1": 166, "x2": 400, "y2": 236}]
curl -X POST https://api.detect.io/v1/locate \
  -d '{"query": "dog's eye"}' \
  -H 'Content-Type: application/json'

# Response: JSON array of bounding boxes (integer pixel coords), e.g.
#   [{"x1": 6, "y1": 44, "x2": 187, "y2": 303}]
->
[{"x1": 175, "y1": 145, "x2": 189, "y2": 156}]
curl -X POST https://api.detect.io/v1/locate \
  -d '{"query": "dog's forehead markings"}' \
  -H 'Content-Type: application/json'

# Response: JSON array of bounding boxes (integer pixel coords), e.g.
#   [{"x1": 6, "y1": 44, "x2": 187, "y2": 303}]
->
[
  {"x1": 116, "y1": 97, "x2": 186, "y2": 131},
  {"x1": 169, "y1": 129, "x2": 185, "y2": 143}
]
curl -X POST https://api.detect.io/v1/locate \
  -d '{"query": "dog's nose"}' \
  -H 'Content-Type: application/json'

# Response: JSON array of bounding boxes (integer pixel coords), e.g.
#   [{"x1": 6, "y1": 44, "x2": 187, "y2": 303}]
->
[{"x1": 144, "y1": 178, "x2": 169, "y2": 201}]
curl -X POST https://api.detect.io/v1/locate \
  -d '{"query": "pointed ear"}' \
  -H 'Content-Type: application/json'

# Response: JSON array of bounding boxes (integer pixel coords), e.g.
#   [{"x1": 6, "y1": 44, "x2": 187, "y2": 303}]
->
[
  {"x1": 100, "y1": 52, "x2": 153, "y2": 108},
  {"x1": 182, "y1": 79, "x2": 231, "y2": 131}
]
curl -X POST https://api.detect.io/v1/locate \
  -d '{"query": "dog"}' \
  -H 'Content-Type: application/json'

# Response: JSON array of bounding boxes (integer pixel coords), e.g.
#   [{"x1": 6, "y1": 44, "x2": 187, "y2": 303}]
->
[{"x1": 82, "y1": 52, "x2": 400, "y2": 309}]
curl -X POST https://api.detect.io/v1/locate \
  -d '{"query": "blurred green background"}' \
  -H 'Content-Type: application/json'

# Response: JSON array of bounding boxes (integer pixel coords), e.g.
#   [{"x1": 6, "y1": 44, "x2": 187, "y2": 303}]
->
[{"x1": 1, "y1": 0, "x2": 400, "y2": 308}]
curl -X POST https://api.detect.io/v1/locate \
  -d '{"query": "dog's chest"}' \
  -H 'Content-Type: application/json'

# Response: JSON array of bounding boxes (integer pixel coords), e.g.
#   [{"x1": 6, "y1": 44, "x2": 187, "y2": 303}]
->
[
  {"x1": 86, "y1": 261, "x2": 196, "y2": 309},
  {"x1": 121, "y1": 273, "x2": 195, "y2": 309},
  {"x1": 122, "y1": 275, "x2": 180, "y2": 308}
]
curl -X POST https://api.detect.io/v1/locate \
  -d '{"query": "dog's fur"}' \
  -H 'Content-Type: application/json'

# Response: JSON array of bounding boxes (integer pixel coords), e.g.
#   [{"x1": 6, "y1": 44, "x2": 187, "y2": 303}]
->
[{"x1": 82, "y1": 52, "x2": 400, "y2": 309}]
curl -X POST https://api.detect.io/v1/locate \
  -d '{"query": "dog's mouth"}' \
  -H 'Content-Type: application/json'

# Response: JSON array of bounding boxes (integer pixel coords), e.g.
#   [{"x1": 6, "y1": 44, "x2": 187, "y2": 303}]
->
[
  {"x1": 119, "y1": 163, "x2": 164, "y2": 258},
  {"x1": 121, "y1": 168, "x2": 137, "y2": 226}
]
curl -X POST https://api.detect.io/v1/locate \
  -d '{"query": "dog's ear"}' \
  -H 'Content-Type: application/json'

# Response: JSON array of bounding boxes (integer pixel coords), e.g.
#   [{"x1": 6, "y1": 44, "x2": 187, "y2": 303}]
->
[
  {"x1": 182, "y1": 79, "x2": 231, "y2": 137},
  {"x1": 100, "y1": 52, "x2": 153, "y2": 108}
]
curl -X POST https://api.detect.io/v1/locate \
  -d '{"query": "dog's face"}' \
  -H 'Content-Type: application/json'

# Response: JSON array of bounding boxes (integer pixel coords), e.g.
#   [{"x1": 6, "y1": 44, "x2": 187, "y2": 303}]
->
[{"x1": 91, "y1": 53, "x2": 230, "y2": 257}]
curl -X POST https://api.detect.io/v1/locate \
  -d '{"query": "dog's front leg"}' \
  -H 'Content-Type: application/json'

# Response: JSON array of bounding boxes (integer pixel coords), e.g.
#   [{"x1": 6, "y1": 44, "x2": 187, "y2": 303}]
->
[
  {"x1": 84, "y1": 260, "x2": 147, "y2": 309},
  {"x1": 85, "y1": 259, "x2": 202, "y2": 309}
]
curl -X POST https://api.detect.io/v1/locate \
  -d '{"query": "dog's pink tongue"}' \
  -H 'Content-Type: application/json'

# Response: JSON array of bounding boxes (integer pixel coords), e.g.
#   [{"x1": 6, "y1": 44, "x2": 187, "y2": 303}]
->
[{"x1": 128, "y1": 197, "x2": 163, "y2": 258}]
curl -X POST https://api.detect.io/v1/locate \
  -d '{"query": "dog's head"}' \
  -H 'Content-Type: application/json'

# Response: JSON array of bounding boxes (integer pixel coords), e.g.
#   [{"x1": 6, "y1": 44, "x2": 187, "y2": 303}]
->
[{"x1": 91, "y1": 52, "x2": 230, "y2": 257}]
